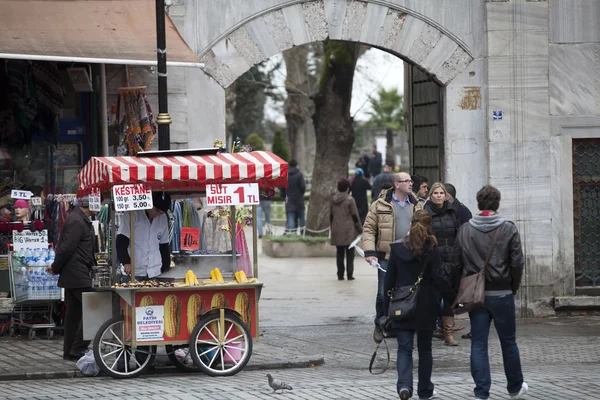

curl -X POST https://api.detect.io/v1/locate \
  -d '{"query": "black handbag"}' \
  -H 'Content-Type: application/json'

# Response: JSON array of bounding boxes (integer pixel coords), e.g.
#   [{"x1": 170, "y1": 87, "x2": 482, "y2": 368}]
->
[{"x1": 387, "y1": 253, "x2": 429, "y2": 321}]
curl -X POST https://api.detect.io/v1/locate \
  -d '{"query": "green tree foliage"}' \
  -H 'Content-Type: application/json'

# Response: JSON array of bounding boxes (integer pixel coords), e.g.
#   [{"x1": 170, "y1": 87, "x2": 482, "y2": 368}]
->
[
  {"x1": 271, "y1": 128, "x2": 290, "y2": 161},
  {"x1": 244, "y1": 133, "x2": 265, "y2": 151},
  {"x1": 365, "y1": 87, "x2": 404, "y2": 130}
]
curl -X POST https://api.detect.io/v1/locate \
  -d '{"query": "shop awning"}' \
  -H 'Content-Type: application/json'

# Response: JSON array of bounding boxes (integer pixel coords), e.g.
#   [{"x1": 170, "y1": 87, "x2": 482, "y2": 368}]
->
[
  {"x1": 0, "y1": 0, "x2": 202, "y2": 68},
  {"x1": 77, "y1": 151, "x2": 289, "y2": 196}
]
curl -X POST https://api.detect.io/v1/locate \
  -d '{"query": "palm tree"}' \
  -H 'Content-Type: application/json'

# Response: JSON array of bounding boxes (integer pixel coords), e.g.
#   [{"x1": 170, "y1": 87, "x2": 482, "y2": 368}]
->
[{"x1": 365, "y1": 87, "x2": 404, "y2": 165}]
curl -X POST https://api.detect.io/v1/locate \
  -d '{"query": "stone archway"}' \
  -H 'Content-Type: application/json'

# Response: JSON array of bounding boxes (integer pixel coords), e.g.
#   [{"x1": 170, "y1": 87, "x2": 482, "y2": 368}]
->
[{"x1": 185, "y1": 0, "x2": 487, "y2": 216}]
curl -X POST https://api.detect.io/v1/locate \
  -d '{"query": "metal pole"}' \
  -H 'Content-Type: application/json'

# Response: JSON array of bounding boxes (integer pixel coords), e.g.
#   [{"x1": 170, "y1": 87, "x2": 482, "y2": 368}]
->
[
  {"x1": 99, "y1": 64, "x2": 109, "y2": 156},
  {"x1": 155, "y1": 0, "x2": 171, "y2": 150},
  {"x1": 230, "y1": 206, "x2": 238, "y2": 273},
  {"x1": 252, "y1": 205, "x2": 258, "y2": 278}
]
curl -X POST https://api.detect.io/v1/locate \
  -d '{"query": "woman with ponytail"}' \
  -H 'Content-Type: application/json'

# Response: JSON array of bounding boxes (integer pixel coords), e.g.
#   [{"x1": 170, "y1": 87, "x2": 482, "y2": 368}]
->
[{"x1": 382, "y1": 210, "x2": 456, "y2": 400}]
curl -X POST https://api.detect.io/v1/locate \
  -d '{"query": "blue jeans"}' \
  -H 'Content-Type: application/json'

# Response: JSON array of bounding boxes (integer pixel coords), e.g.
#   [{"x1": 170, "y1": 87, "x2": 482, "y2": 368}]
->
[
  {"x1": 256, "y1": 200, "x2": 271, "y2": 236},
  {"x1": 469, "y1": 294, "x2": 524, "y2": 399},
  {"x1": 375, "y1": 259, "x2": 388, "y2": 324},
  {"x1": 285, "y1": 209, "x2": 305, "y2": 234},
  {"x1": 395, "y1": 329, "x2": 435, "y2": 398}
]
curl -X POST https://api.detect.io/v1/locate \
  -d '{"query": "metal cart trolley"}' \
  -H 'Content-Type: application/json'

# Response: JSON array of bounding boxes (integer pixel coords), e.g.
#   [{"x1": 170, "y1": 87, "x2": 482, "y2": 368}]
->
[
  {"x1": 6, "y1": 249, "x2": 60, "y2": 340},
  {"x1": 78, "y1": 148, "x2": 288, "y2": 379}
]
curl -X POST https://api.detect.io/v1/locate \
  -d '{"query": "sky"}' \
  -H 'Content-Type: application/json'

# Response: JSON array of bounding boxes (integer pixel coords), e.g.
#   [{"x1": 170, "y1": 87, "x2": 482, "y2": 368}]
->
[{"x1": 263, "y1": 47, "x2": 405, "y2": 123}]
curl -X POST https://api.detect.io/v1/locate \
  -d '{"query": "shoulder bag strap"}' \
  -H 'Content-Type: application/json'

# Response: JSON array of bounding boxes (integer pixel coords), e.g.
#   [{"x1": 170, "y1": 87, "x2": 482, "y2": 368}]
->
[{"x1": 481, "y1": 225, "x2": 502, "y2": 275}]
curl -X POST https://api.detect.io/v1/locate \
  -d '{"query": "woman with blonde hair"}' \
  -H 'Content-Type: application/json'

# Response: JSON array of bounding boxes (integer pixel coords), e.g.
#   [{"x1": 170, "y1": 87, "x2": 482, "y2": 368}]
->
[
  {"x1": 383, "y1": 210, "x2": 455, "y2": 400},
  {"x1": 423, "y1": 182, "x2": 467, "y2": 345}
]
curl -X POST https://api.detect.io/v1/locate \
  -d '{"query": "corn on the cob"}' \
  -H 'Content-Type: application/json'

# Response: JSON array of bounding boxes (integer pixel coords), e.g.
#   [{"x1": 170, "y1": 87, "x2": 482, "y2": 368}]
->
[
  {"x1": 140, "y1": 295, "x2": 154, "y2": 307},
  {"x1": 187, "y1": 294, "x2": 204, "y2": 334},
  {"x1": 210, "y1": 269, "x2": 216, "y2": 281},
  {"x1": 214, "y1": 268, "x2": 224, "y2": 283},
  {"x1": 209, "y1": 293, "x2": 226, "y2": 335},
  {"x1": 238, "y1": 271, "x2": 248, "y2": 283},
  {"x1": 234, "y1": 292, "x2": 251, "y2": 333},
  {"x1": 164, "y1": 294, "x2": 181, "y2": 338}
]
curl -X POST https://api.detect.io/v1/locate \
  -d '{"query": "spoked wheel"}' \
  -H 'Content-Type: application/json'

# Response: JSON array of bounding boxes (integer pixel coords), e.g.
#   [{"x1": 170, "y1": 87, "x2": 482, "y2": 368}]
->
[
  {"x1": 189, "y1": 310, "x2": 252, "y2": 377},
  {"x1": 93, "y1": 316, "x2": 156, "y2": 379},
  {"x1": 165, "y1": 345, "x2": 201, "y2": 373}
]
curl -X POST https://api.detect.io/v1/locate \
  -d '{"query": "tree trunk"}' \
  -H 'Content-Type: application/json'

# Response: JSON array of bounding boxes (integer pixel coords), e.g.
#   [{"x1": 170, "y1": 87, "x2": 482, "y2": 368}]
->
[
  {"x1": 385, "y1": 127, "x2": 394, "y2": 165},
  {"x1": 283, "y1": 47, "x2": 313, "y2": 169},
  {"x1": 306, "y1": 41, "x2": 361, "y2": 234}
]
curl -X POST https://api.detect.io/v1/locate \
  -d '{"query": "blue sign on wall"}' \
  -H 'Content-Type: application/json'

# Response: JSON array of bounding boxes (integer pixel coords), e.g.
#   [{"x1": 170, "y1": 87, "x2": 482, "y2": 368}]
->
[{"x1": 492, "y1": 110, "x2": 503, "y2": 120}]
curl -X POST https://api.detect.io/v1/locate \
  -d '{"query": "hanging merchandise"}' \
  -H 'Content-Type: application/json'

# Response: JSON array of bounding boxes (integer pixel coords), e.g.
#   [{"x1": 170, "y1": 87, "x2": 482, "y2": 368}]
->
[
  {"x1": 5, "y1": 60, "x2": 37, "y2": 145},
  {"x1": 115, "y1": 87, "x2": 156, "y2": 156}
]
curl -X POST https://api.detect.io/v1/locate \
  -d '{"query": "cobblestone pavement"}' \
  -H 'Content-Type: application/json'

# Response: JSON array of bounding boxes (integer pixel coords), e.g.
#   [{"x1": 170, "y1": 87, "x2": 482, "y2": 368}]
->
[{"x1": 0, "y1": 247, "x2": 600, "y2": 399}]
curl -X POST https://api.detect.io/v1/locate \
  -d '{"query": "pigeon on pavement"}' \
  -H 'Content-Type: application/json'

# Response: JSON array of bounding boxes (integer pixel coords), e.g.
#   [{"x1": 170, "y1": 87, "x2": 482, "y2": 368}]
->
[{"x1": 267, "y1": 373, "x2": 293, "y2": 393}]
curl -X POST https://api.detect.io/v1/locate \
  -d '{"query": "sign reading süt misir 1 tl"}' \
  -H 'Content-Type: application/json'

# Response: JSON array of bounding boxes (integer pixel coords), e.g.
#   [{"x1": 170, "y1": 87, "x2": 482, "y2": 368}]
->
[{"x1": 206, "y1": 183, "x2": 259, "y2": 206}]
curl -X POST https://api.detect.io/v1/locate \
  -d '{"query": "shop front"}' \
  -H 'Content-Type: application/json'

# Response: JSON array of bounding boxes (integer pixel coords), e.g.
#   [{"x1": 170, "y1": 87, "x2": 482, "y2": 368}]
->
[{"x1": 0, "y1": 0, "x2": 202, "y2": 309}]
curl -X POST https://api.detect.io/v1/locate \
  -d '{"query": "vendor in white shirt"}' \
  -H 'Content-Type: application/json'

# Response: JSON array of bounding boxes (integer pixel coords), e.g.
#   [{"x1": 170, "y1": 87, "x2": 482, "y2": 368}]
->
[{"x1": 116, "y1": 191, "x2": 171, "y2": 279}]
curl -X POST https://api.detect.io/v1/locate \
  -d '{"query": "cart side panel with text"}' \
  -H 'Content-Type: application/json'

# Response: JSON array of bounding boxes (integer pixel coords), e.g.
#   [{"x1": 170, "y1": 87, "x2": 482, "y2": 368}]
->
[{"x1": 78, "y1": 149, "x2": 287, "y2": 378}]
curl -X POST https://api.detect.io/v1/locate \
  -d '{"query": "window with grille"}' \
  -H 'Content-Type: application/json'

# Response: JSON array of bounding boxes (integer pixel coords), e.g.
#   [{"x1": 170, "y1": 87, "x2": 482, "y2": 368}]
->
[{"x1": 573, "y1": 138, "x2": 600, "y2": 287}]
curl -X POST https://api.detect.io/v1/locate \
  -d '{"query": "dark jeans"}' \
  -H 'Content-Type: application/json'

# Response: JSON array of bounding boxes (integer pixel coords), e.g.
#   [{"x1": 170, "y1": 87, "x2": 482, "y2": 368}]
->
[
  {"x1": 285, "y1": 209, "x2": 305, "y2": 234},
  {"x1": 63, "y1": 288, "x2": 91, "y2": 357},
  {"x1": 469, "y1": 294, "x2": 524, "y2": 399},
  {"x1": 335, "y1": 246, "x2": 354, "y2": 279},
  {"x1": 395, "y1": 329, "x2": 435, "y2": 398},
  {"x1": 375, "y1": 259, "x2": 388, "y2": 325}
]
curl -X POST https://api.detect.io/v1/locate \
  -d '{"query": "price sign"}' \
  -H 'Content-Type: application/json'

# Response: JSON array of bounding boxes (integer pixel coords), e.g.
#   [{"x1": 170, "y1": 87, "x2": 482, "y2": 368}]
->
[
  {"x1": 206, "y1": 183, "x2": 260, "y2": 206},
  {"x1": 13, "y1": 230, "x2": 49, "y2": 251},
  {"x1": 89, "y1": 191, "x2": 101, "y2": 212},
  {"x1": 180, "y1": 228, "x2": 200, "y2": 251},
  {"x1": 11, "y1": 190, "x2": 33, "y2": 199},
  {"x1": 30, "y1": 197, "x2": 42, "y2": 206},
  {"x1": 112, "y1": 184, "x2": 153, "y2": 212}
]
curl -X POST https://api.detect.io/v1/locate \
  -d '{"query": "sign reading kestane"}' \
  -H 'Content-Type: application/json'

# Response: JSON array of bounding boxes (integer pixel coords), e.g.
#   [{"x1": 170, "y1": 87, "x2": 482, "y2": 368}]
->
[
  {"x1": 112, "y1": 184, "x2": 153, "y2": 212},
  {"x1": 206, "y1": 183, "x2": 260, "y2": 206}
]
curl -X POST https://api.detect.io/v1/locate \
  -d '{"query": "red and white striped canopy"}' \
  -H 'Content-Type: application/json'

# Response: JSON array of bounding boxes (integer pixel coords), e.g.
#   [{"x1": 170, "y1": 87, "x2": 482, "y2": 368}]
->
[{"x1": 77, "y1": 151, "x2": 288, "y2": 196}]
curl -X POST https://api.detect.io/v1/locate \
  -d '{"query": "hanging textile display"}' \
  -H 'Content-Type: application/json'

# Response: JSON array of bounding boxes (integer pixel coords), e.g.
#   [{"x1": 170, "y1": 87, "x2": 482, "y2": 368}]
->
[{"x1": 115, "y1": 87, "x2": 156, "y2": 156}]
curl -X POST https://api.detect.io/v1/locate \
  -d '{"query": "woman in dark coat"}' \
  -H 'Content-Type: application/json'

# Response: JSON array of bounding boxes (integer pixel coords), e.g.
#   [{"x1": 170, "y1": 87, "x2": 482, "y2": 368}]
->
[
  {"x1": 350, "y1": 168, "x2": 371, "y2": 224},
  {"x1": 330, "y1": 178, "x2": 363, "y2": 280},
  {"x1": 423, "y1": 182, "x2": 466, "y2": 346},
  {"x1": 383, "y1": 210, "x2": 455, "y2": 400}
]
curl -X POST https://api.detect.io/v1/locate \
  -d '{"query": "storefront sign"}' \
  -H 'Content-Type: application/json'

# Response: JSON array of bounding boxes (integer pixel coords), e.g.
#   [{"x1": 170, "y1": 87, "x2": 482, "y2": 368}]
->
[
  {"x1": 136, "y1": 305, "x2": 165, "y2": 341},
  {"x1": 180, "y1": 228, "x2": 200, "y2": 251},
  {"x1": 13, "y1": 230, "x2": 48, "y2": 251},
  {"x1": 11, "y1": 190, "x2": 33, "y2": 199},
  {"x1": 112, "y1": 184, "x2": 153, "y2": 212},
  {"x1": 206, "y1": 183, "x2": 259, "y2": 206}
]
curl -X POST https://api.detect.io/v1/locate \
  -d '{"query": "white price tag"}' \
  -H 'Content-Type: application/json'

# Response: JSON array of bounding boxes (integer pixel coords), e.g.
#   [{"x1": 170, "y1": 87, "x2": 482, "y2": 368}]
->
[
  {"x1": 89, "y1": 194, "x2": 102, "y2": 212},
  {"x1": 206, "y1": 183, "x2": 260, "y2": 206},
  {"x1": 30, "y1": 197, "x2": 42, "y2": 206},
  {"x1": 112, "y1": 184, "x2": 153, "y2": 212},
  {"x1": 12, "y1": 230, "x2": 49, "y2": 251},
  {"x1": 11, "y1": 190, "x2": 33, "y2": 199}
]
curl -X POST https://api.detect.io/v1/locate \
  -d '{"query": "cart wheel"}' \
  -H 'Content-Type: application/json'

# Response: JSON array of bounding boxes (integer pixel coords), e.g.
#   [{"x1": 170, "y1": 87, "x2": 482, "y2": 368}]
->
[
  {"x1": 165, "y1": 345, "x2": 201, "y2": 373},
  {"x1": 93, "y1": 316, "x2": 156, "y2": 379},
  {"x1": 9, "y1": 325, "x2": 16, "y2": 337},
  {"x1": 29, "y1": 329, "x2": 36, "y2": 340},
  {"x1": 47, "y1": 329, "x2": 55, "y2": 340},
  {"x1": 189, "y1": 311, "x2": 252, "y2": 377}
]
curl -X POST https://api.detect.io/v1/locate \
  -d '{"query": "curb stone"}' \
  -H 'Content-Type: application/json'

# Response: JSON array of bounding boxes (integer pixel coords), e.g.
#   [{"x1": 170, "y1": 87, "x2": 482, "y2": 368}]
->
[{"x1": 0, "y1": 356, "x2": 325, "y2": 381}]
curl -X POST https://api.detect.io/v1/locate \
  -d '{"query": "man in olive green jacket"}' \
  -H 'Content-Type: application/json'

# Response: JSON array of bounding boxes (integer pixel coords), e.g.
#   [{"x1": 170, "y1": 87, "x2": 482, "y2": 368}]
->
[{"x1": 363, "y1": 172, "x2": 417, "y2": 343}]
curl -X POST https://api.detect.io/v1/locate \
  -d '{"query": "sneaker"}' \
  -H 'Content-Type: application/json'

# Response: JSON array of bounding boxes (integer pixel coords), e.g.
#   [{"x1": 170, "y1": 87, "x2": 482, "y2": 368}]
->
[
  {"x1": 509, "y1": 382, "x2": 529, "y2": 399},
  {"x1": 399, "y1": 388, "x2": 411, "y2": 400},
  {"x1": 420, "y1": 391, "x2": 439, "y2": 399},
  {"x1": 373, "y1": 325, "x2": 384, "y2": 344}
]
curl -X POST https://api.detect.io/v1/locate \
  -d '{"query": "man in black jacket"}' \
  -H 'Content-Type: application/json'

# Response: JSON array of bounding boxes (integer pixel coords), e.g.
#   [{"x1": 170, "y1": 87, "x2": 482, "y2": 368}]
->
[
  {"x1": 47, "y1": 196, "x2": 96, "y2": 361},
  {"x1": 451, "y1": 185, "x2": 528, "y2": 400},
  {"x1": 281, "y1": 159, "x2": 306, "y2": 234},
  {"x1": 444, "y1": 183, "x2": 473, "y2": 224}
]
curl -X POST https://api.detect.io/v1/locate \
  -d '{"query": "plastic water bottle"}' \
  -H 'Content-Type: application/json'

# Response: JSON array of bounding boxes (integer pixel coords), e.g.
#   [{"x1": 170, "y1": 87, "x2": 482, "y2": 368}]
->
[{"x1": 48, "y1": 249, "x2": 55, "y2": 261}]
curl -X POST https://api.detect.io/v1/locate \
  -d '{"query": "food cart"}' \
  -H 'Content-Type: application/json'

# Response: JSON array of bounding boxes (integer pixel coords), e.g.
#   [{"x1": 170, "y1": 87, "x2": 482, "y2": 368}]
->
[{"x1": 78, "y1": 148, "x2": 287, "y2": 379}]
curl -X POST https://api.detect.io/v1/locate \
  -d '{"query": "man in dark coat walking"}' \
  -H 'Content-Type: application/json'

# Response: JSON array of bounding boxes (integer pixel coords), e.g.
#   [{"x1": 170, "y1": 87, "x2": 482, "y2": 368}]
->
[
  {"x1": 281, "y1": 159, "x2": 306, "y2": 234},
  {"x1": 369, "y1": 145, "x2": 383, "y2": 178},
  {"x1": 350, "y1": 168, "x2": 371, "y2": 224},
  {"x1": 47, "y1": 196, "x2": 96, "y2": 361}
]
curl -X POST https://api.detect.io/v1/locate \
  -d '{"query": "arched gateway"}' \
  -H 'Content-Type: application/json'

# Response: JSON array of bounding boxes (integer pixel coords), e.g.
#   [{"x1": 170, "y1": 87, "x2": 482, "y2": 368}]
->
[{"x1": 175, "y1": 0, "x2": 590, "y2": 316}]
